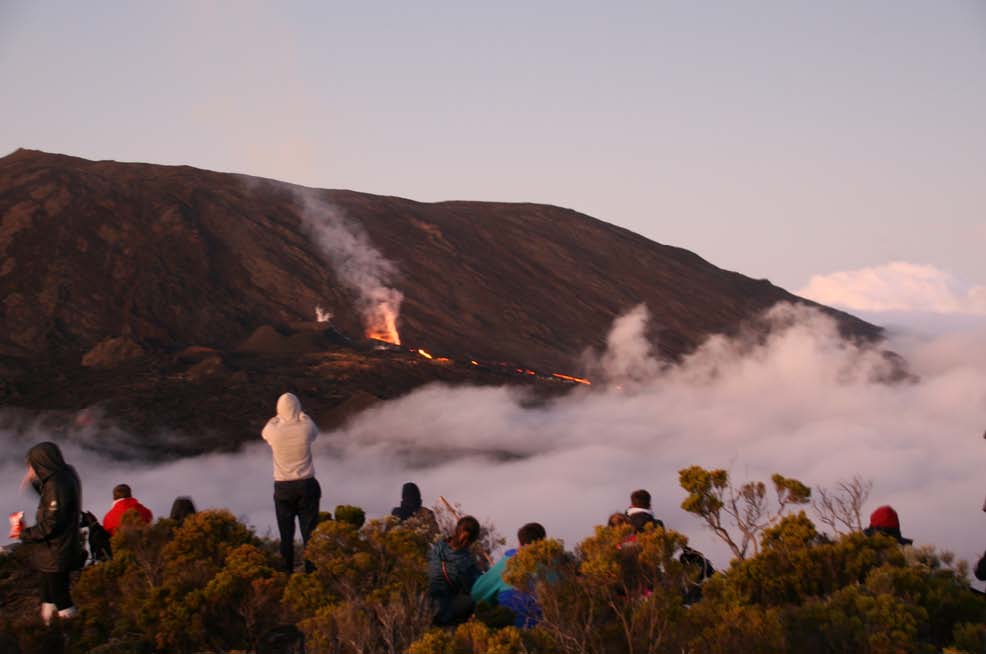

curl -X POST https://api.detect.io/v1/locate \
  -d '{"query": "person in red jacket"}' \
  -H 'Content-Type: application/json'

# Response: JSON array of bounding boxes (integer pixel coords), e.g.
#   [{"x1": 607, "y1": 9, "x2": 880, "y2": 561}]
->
[{"x1": 102, "y1": 484, "x2": 153, "y2": 535}]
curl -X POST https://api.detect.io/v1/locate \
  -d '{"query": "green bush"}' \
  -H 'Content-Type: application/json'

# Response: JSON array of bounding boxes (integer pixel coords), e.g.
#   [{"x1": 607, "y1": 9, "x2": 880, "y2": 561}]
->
[{"x1": 3, "y1": 474, "x2": 984, "y2": 654}]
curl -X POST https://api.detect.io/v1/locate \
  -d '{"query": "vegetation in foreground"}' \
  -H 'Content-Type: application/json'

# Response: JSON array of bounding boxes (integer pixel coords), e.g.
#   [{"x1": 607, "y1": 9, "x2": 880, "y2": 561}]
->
[{"x1": 1, "y1": 469, "x2": 984, "y2": 654}]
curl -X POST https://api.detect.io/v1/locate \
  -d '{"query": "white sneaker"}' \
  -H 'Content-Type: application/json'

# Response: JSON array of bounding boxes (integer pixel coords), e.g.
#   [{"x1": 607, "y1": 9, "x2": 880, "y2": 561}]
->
[
  {"x1": 40, "y1": 602, "x2": 56, "y2": 625},
  {"x1": 57, "y1": 606, "x2": 78, "y2": 620}
]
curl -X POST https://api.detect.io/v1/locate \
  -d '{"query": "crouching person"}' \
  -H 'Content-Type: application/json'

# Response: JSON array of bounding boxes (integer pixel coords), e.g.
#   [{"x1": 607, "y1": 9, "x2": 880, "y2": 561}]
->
[
  {"x1": 16, "y1": 442, "x2": 85, "y2": 624},
  {"x1": 472, "y1": 522, "x2": 546, "y2": 628},
  {"x1": 429, "y1": 516, "x2": 481, "y2": 626}
]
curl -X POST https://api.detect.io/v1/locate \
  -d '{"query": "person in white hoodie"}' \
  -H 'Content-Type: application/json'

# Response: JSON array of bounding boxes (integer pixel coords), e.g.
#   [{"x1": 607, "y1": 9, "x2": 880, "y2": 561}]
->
[{"x1": 262, "y1": 393, "x2": 321, "y2": 573}]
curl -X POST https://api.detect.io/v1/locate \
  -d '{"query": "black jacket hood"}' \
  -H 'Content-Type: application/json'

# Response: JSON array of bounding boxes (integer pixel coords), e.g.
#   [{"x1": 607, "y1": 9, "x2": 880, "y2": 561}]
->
[{"x1": 26, "y1": 442, "x2": 69, "y2": 481}]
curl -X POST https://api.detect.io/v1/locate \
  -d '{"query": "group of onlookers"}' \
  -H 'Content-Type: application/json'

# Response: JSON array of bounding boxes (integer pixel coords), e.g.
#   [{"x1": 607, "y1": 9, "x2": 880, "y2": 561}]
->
[
  {"x1": 8, "y1": 443, "x2": 198, "y2": 624},
  {"x1": 9, "y1": 392, "x2": 986, "y2": 628}
]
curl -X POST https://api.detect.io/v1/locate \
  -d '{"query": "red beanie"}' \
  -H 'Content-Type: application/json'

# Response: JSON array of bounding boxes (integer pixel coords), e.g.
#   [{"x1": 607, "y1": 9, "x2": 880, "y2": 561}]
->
[{"x1": 869, "y1": 505, "x2": 900, "y2": 530}]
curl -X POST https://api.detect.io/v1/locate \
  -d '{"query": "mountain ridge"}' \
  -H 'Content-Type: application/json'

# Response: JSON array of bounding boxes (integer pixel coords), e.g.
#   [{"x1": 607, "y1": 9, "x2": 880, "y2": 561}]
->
[{"x1": 0, "y1": 149, "x2": 884, "y2": 455}]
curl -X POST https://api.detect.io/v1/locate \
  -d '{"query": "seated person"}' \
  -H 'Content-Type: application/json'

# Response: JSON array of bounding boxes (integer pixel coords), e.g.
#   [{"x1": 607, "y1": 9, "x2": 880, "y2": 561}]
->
[
  {"x1": 169, "y1": 496, "x2": 197, "y2": 527},
  {"x1": 428, "y1": 516, "x2": 482, "y2": 626},
  {"x1": 608, "y1": 513, "x2": 631, "y2": 528},
  {"x1": 391, "y1": 482, "x2": 437, "y2": 530},
  {"x1": 472, "y1": 522, "x2": 546, "y2": 628},
  {"x1": 102, "y1": 484, "x2": 153, "y2": 535},
  {"x1": 863, "y1": 505, "x2": 913, "y2": 545},
  {"x1": 625, "y1": 489, "x2": 664, "y2": 533}
]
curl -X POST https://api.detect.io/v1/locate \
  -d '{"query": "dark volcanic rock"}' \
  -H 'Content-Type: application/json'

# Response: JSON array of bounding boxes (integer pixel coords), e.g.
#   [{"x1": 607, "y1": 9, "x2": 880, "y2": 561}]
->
[
  {"x1": 0, "y1": 148, "x2": 885, "y2": 456},
  {"x1": 81, "y1": 336, "x2": 145, "y2": 368}
]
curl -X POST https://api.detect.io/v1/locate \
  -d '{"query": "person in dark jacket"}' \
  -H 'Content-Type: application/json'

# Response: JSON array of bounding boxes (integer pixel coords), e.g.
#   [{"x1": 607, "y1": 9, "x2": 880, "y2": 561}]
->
[
  {"x1": 428, "y1": 515, "x2": 482, "y2": 626},
  {"x1": 626, "y1": 489, "x2": 665, "y2": 533},
  {"x1": 18, "y1": 442, "x2": 85, "y2": 624},
  {"x1": 974, "y1": 551, "x2": 986, "y2": 582},
  {"x1": 169, "y1": 496, "x2": 197, "y2": 527},
  {"x1": 863, "y1": 505, "x2": 913, "y2": 545},
  {"x1": 391, "y1": 482, "x2": 437, "y2": 528}
]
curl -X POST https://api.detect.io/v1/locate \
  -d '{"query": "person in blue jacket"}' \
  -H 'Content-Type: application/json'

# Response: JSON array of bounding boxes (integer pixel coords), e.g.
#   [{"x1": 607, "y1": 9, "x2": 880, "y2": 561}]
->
[{"x1": 471, "y1": 522, "x2": 546, "y2": 628}]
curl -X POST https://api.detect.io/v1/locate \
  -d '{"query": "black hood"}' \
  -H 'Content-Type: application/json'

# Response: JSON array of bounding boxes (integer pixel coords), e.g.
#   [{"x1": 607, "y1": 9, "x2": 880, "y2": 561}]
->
[
  {"x1": 392, "y1": 482, "x2": 423, "y2": 521},
  {"x1": 401, "y1": 482, "x2": 422, "y2": 505},
  {"x1": 26, "y1": 442, "x2": 69, "y2": 481}
]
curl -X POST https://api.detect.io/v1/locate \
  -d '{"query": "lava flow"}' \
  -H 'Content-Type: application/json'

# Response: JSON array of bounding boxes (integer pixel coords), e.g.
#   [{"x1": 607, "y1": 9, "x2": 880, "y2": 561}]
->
[{"x1": 412, "y1": 346, "x2": 591, "y2": 386}]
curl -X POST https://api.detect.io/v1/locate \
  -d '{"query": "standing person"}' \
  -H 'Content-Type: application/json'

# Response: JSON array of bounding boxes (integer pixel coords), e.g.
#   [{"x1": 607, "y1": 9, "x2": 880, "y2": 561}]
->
[
  {"x1": 262, "y1": 392, "x2": 321, "y2": 573},
  {"x1": 15, "y1": 442, "x2": 85, "y2": 624},
  {"x1": 102, "y1": 484, "x2": 153, "y2": 536},
  {"x1": 428, "y1": 515, "x2": 482, "y2": 626},
  {"x1": 626, "y1": 489, "x2": 665, "y2": 533}
]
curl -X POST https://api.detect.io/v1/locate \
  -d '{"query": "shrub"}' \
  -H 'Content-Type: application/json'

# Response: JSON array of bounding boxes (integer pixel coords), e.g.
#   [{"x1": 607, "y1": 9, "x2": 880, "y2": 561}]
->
[{"x1": 285, "y1": 517, "x2": 435, "y2": 654}]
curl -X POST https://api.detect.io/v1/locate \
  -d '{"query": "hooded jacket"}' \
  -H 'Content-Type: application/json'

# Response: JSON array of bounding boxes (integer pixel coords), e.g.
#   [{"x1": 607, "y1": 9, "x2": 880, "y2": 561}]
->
[
  {"x1": 391, "y1": 482, "x2": 437, "y2": 526},
  {"x1": 261, "y1": 393, "x2": 319, "y2": 482},
  {"x1": 19, "y1": 442, "x2": 85, "y2": 573}
]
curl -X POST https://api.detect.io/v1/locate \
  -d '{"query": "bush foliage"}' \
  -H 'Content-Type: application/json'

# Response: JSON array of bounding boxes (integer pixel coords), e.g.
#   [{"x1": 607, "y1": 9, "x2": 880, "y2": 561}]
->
[{"x1": 1, "y1": 473, "x2": 983, "y2": 654}]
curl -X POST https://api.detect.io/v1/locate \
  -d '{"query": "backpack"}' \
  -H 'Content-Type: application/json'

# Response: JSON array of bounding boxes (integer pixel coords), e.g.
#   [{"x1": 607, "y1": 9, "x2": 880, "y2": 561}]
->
[
  {"x1": 80, "y1": 511, "x2": 112, "y2": 563},
  {"x1": 679, "y1": 545, "x2": 715, "y2": 605}
]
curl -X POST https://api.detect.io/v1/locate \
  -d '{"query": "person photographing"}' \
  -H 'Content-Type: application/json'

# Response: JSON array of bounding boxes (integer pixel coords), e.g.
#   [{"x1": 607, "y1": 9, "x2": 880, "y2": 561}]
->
[{"x1": 262, "y1": 392, "x2": 321, "y2": 573}]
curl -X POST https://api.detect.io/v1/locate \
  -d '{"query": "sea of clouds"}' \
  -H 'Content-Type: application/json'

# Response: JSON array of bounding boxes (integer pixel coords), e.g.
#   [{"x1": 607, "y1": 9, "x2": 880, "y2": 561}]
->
[{"x1": 2, "y1": 302, "x2": 984, "y2": 582}]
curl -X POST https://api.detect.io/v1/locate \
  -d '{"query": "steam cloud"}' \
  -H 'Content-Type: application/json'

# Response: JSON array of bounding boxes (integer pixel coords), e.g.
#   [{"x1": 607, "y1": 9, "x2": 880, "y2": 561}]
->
[
  {"x1": 298, "y1": 190, "x2": 403, "y2": 343},
  {"x1": 2, "y1": 304, "x2": 985, "y2": 585},
  {"x1": 800, "y1": 262, "x2": 986, "y2": 315}
]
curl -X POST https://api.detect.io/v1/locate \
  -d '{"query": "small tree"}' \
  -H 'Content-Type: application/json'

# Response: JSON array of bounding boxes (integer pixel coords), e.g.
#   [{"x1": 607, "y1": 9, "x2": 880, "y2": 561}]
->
[
  {"x1": 284, "y1": 516, "x2": 436, "y2": 654},
  {"x1": 678, "y1": 466, "x2": 810, "y2": 560},
  {"x1": 812, "y1": 475, "x2": 873, "y2": 536}
]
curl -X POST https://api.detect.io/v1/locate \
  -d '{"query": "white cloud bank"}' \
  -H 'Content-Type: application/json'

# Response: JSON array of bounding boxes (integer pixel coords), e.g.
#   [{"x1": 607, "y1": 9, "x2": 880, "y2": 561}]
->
[
  {"x1": 2, "y1": 304, "x2": 985, "y2": 579},
  {"x1": 799, "y1": 262, "x2": 986, "y2": 315}
]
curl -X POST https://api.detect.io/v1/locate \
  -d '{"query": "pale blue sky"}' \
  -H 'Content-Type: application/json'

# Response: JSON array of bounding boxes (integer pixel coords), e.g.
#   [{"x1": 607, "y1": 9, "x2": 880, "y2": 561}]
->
[{"x1": 2, "y1": 1, "x2": 984, "y2": 292}]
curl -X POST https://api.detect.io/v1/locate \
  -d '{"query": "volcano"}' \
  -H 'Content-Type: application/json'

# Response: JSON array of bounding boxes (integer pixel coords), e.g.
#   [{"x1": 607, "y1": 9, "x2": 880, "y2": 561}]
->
[{"x1": 0, "y1": 149, "x2": 883, "y2": 456}]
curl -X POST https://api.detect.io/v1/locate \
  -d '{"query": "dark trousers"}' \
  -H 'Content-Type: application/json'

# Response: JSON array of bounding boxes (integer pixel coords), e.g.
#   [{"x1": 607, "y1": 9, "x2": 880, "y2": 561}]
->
[
  {"x1": 274, "y1": 477, "x2": 321, "y2": 572},
  {"x1": 41, "y1": 571, "x2": 73, "y2": 610}
]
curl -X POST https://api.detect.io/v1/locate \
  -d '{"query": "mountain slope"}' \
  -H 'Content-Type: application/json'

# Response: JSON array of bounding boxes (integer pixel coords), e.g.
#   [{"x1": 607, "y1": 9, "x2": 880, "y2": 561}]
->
[
  {"x1": 0, "y1": 149, "x2": 879, "y2": 366},
  {"x1": 0, "y1": 149, "x2": 883, "y2": 454}
]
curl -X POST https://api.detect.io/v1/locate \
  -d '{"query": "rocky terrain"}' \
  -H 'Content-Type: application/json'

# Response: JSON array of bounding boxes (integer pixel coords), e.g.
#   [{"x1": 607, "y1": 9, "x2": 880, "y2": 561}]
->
[{"x1": 0, "y1": 149, "x2": 884, "y2": 457}]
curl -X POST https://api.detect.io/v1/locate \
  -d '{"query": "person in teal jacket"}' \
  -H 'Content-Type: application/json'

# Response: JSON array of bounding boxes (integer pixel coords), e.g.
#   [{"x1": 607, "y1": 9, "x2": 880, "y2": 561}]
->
[
  {"x1": 471, "y1": 522, "x2": 546, "y2": 628},
  {"x1": 428, "y1": 516, "x2": 482, "y2": 626}
]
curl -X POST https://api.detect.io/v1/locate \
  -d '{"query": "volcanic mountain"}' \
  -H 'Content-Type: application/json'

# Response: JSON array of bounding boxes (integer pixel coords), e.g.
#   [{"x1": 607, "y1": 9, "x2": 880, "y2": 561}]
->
[{"x1": 0, "y1": 149, "x2": 884, "y2": 457}]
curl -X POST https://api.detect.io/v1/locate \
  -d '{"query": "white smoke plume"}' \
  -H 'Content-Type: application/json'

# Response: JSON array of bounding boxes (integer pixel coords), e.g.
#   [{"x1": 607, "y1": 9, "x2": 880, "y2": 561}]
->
[
  {"x1": 583, "y1": 304, "x2": 662, "y2": 389},
  {"x1": 3, "y1": 304, "x2": 985, "y2": 587},
  {"x1": 297, "y1": 190, "x2": 403, "y2": 344}
]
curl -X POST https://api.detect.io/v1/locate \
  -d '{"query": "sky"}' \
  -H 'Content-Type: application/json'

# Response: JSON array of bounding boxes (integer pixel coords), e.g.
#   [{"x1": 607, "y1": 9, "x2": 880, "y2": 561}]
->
[{"x1": 2, "y1": 1, "x2": 984, "y2": 296}]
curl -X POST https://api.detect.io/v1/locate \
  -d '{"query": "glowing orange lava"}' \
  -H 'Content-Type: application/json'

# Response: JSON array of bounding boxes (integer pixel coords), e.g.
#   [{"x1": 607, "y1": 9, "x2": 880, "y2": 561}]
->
[
  {"x1": 552, "y1": 372, "x2": 592, "y2": 385},
  {"x1": 417, "y1": 349, "x2": 434, "y2": 359},
  {"x1": 365, "y1": 306, "x2": 401, "y2": 345}
]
